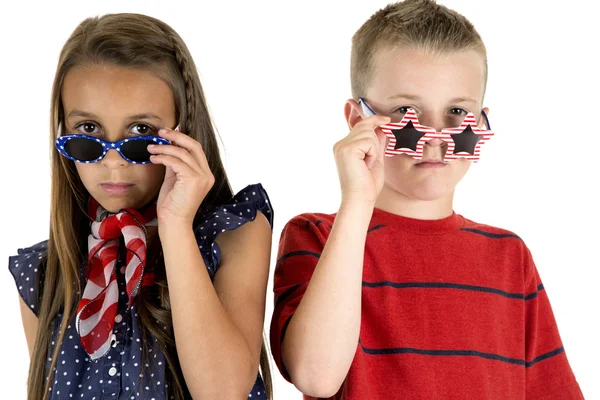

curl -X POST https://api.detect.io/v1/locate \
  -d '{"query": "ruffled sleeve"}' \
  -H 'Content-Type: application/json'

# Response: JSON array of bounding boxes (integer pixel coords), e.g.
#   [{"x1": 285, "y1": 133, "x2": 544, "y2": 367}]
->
[
  {"x1": 8, "y1": 240, "x2": 48, "y2": 317},
  {"x1": 194, "y1": 183, "x2": 273, "y2": 277}
]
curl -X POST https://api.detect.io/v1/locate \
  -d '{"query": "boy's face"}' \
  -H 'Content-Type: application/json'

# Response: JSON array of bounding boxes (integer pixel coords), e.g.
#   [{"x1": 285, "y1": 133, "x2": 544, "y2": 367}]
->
[{"x1": 348, "y1": 47, "x2": 488, "y2": 202}]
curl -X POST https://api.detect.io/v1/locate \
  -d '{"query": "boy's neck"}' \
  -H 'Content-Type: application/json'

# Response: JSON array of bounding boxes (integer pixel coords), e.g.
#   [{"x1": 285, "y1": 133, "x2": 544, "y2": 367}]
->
[{"x1": 374, "y1": 186, "x2": 455, "y2": 221}]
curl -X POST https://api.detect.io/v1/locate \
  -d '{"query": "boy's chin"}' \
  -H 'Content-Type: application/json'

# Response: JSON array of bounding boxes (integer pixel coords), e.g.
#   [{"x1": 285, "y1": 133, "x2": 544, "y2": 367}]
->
[{"x1": 392, "y1": 181, "x2": 458, "y2": 202}]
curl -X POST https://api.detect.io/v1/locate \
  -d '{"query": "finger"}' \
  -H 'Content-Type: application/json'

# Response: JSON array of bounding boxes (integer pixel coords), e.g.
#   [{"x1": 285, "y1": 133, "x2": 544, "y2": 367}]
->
[
  {"x1": 348, "y1": 137, "x2": 380, "y2": 169},
  {"x1": 375, "y1": 129, "x2": 388, "y2": 160},
  {"x1": 362, "y1": 137, "x2": 381, "y2": 169},
  {"x1": 148, "y1": 144, "x2": 202, "y2": 174},
  {"x1": 149, "y1": 154, "x2": 197, "y2": 177},
  {"x1": 349, "y1": 129, "x2": 382, "y2": 143},
  {"x1": 353, "y1": 115, "x2": 392, "y2": 131},
  {"x1": 158, "y1": 128, "x2": 211, "y2": 172},
  {"x1": 346, "y1": 129, "x2": 382, "y2": 158}
]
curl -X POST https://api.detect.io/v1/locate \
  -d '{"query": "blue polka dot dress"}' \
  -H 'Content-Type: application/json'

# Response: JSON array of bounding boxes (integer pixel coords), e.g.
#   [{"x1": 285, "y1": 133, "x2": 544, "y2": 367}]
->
[{"x1": 8, "y1": 184, "x2": 272, "y2": 400}]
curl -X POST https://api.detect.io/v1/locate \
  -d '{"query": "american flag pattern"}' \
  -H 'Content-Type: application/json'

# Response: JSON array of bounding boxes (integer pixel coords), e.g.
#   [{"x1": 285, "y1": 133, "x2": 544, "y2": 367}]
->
[
  {"x1": 380, "y1": 108, "x2": 494, "y2": 162},
  {"x1": 76, "y1": 198, "x2": 157, "y2": 360}
]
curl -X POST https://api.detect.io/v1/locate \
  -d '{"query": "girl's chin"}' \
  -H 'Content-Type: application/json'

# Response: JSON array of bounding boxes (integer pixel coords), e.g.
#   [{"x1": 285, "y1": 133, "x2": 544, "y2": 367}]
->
[{"x1": 92, "y1": 195, "x2": 147, "y2": 212}]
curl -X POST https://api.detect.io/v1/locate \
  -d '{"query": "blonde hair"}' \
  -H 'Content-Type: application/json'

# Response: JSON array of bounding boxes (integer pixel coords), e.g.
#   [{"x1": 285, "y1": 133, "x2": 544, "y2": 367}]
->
[
  {"x1": 351, "y1": 0, "x2": 487, "y2": 99},
  {"x1": 28, "y1": 13, "x2": 272, "y2": 400}
]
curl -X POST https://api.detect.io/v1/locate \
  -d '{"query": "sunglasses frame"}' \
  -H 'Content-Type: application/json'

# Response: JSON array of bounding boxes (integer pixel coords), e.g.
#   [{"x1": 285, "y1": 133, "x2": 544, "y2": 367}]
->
[
  {"x1": 55, "y1": 134, "x2": 170, "y2": 164},
  {"x1": 358, "y1": 98, "x2": 493, "y2": 162}
]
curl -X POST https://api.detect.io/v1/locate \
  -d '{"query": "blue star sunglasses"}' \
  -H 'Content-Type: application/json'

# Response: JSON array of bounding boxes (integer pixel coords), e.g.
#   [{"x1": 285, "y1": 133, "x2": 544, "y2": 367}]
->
[{"x1": 55, "y1": 134, "x2": 170, "y2": 164}]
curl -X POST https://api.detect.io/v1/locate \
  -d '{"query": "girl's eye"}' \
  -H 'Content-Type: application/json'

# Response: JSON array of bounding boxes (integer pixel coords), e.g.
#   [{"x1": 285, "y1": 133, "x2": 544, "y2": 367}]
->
[
  {"x1": 76, "y1": 123, "x2": 99, "y2": 134},
  {"x1": 130, "y1": 124, "x2": 155, "y2": 135}
]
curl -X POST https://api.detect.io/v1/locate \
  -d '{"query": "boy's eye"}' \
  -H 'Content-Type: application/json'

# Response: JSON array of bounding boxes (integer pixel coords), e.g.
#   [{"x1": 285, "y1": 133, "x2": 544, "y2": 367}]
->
[
  {"x1": 130, "y1": 124, "x2": 155, "y2": 135},
  {"x1": 395, "y1": 106, "x2": 412, "y2": 114},
  {"x1": 76, "y1": 123, "x2": 99, "y2": 135},
  {"x1": 449, "y1": 108, "x2": 467, "y2": 116}
]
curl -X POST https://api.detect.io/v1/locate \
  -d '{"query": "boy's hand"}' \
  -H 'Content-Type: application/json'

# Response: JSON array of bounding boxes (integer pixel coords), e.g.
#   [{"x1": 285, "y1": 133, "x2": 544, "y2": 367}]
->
[{"x1": 333, "y1": 115, "x2": 391, "y2": 205}]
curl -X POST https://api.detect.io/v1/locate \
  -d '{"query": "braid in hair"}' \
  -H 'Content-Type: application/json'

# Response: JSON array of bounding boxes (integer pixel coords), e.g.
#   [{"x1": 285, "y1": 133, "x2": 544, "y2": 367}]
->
[{"x1": 169, "y1": 34, "x2": 198, "y2": 134}]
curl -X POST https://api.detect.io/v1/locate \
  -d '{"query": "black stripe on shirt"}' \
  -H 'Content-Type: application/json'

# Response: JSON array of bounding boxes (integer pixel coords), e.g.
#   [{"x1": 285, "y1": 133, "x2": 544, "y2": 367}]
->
[
  {"x1": 362, "y1": 281, "x2": 544, "y2": 301},
  {"x1": 274, "y1": 283, "x2": 304, "y2": 309},
  {"x1": 368, "y1": 224, "x2": 386, "y2": 233},
  {"x1": 359, "y1": 341, "x2": 565, "y2": 368},
  {"x1": 461, "y1": 227, "x2": 522, "y2": 240},
  {"x1": 276, "y1": 250, "x2": 321, "y2": 266}
]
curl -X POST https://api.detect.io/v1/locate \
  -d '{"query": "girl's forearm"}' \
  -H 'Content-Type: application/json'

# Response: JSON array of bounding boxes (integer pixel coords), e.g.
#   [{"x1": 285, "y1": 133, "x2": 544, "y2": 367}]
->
[{"x1": 160, "y1": 223, "x2": 257, "y2": 399}]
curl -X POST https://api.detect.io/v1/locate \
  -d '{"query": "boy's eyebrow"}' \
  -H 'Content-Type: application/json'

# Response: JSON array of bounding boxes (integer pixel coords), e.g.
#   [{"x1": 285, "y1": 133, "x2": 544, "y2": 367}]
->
[
  {"x1": 386, "y1": 94, "x2": 478, "y2": 105},
  {"x1": 67, "y1": 110, "x2": 164, "y2": 121},
  {"x1": 449, "y1": 96, "x2": 478, "y2": 104},
  {"x1": 387, "y1": 93, "x2": 422, "y2": 101}
]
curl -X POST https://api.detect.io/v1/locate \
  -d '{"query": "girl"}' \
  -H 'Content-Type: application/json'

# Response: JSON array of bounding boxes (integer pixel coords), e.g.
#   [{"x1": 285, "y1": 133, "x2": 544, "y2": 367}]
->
[{"x1": 8, "y1": 13, "x2": 273, "y2": 400}]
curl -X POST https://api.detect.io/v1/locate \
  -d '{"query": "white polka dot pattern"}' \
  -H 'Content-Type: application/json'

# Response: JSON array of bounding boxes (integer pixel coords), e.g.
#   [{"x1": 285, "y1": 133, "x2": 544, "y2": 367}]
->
[{"x1": 8, "y1": 184, "x2": 273, "y2": 399}]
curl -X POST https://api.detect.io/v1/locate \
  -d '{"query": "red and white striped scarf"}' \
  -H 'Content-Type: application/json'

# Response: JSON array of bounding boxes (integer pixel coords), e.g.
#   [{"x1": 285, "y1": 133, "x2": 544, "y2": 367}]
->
[{"x1": 76, "y1": 198, "x2": 157, "y2": 360}]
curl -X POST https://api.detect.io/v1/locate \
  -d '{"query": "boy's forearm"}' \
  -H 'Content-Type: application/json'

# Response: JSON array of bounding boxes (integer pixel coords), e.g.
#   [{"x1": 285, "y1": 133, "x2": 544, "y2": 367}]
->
[{"x1": 282, "y1": 200, "x2": 373, "y2": 396}]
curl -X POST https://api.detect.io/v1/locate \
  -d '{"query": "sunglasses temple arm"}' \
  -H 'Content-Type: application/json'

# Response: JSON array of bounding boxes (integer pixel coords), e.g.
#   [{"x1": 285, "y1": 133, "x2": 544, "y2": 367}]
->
[
  {"x1": 358, "y1": 98, "x2": 377, "y2": 117},
  {"x1": 481, "y1": 109, "x2": 491, "y2": 130}
]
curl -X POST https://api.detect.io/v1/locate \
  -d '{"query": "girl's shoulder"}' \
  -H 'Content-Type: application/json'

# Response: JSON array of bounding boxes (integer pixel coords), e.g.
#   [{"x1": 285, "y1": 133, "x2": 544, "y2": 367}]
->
[
  {"x1": 194, "y1": 183, "x2": 273, "y2": 277},
  {"x1": 8, "y1": 240, "x2": 48, "y2": 317}
]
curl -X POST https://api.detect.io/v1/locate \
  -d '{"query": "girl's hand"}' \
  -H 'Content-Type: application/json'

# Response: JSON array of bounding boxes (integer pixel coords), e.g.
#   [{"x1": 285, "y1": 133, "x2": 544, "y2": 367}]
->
[
  {"x1": 333, "y1": 113, "x2": 390, "y2": 205},
  {"x1": 148, "y1": 128, "x2": 214, "y2": 227}
]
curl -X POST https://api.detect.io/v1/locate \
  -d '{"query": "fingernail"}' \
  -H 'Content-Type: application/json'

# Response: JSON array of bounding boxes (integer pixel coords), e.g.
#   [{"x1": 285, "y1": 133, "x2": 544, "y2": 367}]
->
[
  {"x1": 159, "y1": 128, "x2": 168, "y2": 134},
  {"x1": 147, "y1": 144, "x2": 155, "y2": 150}
]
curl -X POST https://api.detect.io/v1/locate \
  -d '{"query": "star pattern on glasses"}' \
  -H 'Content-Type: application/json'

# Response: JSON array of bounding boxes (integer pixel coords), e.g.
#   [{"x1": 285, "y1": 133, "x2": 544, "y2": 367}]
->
[{"x1": 379, "y1": 108, "x2": 494, "y2": 162}]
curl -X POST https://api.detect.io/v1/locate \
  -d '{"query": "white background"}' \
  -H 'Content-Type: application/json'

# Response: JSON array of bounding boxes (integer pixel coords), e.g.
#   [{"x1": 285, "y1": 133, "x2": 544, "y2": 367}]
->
[{"x1": 1, "y1": 0, "x2": 598, "y2": 398}]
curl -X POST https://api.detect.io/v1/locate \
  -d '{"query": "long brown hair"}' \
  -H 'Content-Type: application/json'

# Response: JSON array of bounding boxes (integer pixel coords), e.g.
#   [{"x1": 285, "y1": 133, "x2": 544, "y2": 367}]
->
[{"x1": 29, "y1": 13, "x2": 272, "y2": 400}]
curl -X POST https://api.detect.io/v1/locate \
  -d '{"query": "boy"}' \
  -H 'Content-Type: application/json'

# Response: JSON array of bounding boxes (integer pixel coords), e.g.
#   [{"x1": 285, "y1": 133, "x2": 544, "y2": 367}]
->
[{"x1": 270, "y1": 0, "x2": 583, "y2": 399}]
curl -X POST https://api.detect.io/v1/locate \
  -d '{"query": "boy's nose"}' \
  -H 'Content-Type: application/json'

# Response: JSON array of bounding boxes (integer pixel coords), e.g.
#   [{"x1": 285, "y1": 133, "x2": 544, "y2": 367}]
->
[
  {"x1": 101, "y1": 149, "x2": 127, "y2": 168},
  {"x1": 422, "y1": 138, "x2": 448, "y2": 159},
  {"x1": 418, "y1": 116, "x2": 445, "y2": 133},
  {"x1": 424, "y1": 138, "x2": 446, "y2": 147}
]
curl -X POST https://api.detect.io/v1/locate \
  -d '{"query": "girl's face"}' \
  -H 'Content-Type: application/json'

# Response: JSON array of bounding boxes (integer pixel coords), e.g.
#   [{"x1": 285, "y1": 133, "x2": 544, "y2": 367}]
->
[{"x1": 62, "y1": 65, "x2": 177, "y2": 213}]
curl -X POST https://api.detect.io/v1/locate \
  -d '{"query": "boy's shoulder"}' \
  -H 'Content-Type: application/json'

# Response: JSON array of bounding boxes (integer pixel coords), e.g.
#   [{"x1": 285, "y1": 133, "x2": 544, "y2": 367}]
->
[
  {"x1": 283, "y1": 212, "x2": 337, "y2": 231},
  {"x1": 460, "y1": 215, "x2": 524, "y2": 241},
  {"x1": 459, "y1": 214, "x2": 534, "y2": 259}
]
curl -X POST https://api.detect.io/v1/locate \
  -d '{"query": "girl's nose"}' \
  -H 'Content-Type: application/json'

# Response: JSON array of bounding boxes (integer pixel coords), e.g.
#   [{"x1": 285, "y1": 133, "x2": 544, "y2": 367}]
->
[{"x1": 101, "y1": 149, "x2": 127, "y2": 168}]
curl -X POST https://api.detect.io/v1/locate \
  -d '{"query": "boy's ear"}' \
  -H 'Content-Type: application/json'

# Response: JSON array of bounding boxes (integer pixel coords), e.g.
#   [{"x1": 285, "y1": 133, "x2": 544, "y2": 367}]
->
[{"x1": 344, "y1": 99, "x2": 364, "y2": 130}]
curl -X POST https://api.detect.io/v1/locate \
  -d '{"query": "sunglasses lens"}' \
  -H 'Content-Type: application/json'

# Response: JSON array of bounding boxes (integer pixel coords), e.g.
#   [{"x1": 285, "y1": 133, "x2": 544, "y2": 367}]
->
[
  {"x1": 64, "y1": 138, "x2": 104, "y2": 161},
  {"x1": 121, "y1": 139, "x2": 155, "y2": 163}
]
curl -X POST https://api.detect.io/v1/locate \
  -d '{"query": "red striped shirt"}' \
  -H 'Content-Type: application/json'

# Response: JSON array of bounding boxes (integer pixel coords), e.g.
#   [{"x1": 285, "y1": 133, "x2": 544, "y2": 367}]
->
[{"x1": 270, "y1": 209, "x2": 583, "y2": 399}]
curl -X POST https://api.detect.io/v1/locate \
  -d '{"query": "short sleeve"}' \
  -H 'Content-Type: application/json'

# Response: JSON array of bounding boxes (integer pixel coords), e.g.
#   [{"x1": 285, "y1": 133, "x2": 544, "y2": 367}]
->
[
  {"x1": 8, "y1": 240, "x2": 48, "y2": 317},
  {"x1": 523, "y1": 248, "x2": 584, "y2": 399},
  {"x1": 269, "y1": 214, "x2": 330, "y2": 382},
  {"x1": 194, "y1": 183, "x2": 273, "y2": 277}
]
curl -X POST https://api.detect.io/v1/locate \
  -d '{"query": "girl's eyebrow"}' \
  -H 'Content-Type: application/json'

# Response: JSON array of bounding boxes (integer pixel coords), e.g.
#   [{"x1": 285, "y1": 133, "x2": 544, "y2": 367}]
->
[
  {"x1": 67, "y1": 109, "x2": 99, "y2": 119},
  {"x1": 66, "y1": 109, "x2": 164, "y2": 122}
]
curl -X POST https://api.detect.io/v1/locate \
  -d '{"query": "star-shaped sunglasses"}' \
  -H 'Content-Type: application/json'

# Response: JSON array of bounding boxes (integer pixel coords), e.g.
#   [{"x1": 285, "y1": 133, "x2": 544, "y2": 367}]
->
[
  {"x1": 55, "y1": 127, "x2": 177, "y2": 164},
  {"x1": 359, "y1": 98, "x2": 494, "y2": 162}
]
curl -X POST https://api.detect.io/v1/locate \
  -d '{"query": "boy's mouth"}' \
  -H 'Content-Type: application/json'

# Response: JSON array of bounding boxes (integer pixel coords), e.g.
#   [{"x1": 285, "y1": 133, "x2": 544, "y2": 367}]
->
[{"x1": 415, "y1": 159, "x2": 447, "y2": 168}]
